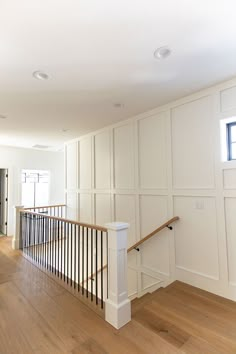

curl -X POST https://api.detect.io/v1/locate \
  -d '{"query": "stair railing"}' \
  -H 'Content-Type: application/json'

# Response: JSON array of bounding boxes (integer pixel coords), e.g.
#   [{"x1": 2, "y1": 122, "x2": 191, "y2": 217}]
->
[
  {"x1": 15, "y1": 206, "x2": 131, "y2": 329},
  {"x1": 23, "y1": 204, "x2": 66, "y2": 217},
  {"x1": 14, "y1": 205, "x2": 179, "y2": 330},
  {"x1": 128, "y1": 216, "x2": 179, "y2": 253},
  {"x1": 82, "y1": 216, "x2": 179, "y2": 300}
]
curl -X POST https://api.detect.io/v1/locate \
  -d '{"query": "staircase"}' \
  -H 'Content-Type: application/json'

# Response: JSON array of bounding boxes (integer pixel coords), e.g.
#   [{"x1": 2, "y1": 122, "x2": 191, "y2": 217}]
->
[
  {"x1": 132, "y1": 287, "x2": 164, "y2": 315},
  {"x1": 130, "y1": 281, "x2": 236, "y2": 353}
]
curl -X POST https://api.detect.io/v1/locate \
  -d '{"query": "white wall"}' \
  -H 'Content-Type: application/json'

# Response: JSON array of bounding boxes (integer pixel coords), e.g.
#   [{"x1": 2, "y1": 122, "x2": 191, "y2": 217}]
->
[
  {"x1": 65, "y1": 77, "x2": 236, "y2": 301},
  {"x1": 0, "y1": 145, "x2": 64, "y2": 236}
]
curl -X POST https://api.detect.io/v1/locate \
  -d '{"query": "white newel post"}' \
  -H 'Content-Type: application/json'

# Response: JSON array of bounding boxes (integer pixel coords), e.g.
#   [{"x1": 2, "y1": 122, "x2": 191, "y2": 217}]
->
[
  {"x1": 105, "y1": 222, "x2": 131, "y2": 329},
  {"x1": 12, "y1": 205, "x2": 24, "y2": 250}
]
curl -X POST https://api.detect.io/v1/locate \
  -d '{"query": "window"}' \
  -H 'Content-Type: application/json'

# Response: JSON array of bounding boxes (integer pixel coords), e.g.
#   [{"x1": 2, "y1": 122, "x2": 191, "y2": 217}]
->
[
  {"x1": 220, "y1": 117, "x2": 236, "y2": 162},
  {"x1": 227, "y1": 122, "x2": 236, "y2": 160},
  {"x1": 21, "y1": 170, "x2": 49, "y2": 207}
]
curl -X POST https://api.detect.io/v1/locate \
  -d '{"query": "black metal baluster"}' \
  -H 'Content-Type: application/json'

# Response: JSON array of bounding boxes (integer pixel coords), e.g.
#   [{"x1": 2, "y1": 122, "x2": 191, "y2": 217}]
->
[
  {"x1": 37, "y1": 214, "x2": 40, "y2": 265},
  {"x1": 25, "y1": 214, "x2": 28, "y2": 255},
  {"x1": 78, "y1": 225, "x2": 80, "y2": 292},
  {"x1": 43, "y1": 216, "x2": 45, "y2": 268},
  {"x1": 74, "y1": 224, "x2": 76, "y2": 289},
  {"x1": 46, "y1": 218, "x2": 49, "y2": 270},
  {"x1": 57, "y1": 220, "x2": 59, "y2": 277},
  {"x1": 106, "y1": 232, "x2": 108, "y2": 299},
  {"x1": 64, "y1": 221, "x2": 66, "y2": 282},
  {"x1": 82, "y1": 226, "x2": 84, "y2": 295},
  {"x1": 54, "y1": 219, "x2": 57, "y2": 274},
  {"x1": 41, "y1": 215, "x2": 43, "y2": 266},
  {"x1": 26, "y1": 213, "x2": 30, "y2": 255},
  {"x1": 95, "y1": 230, "x2": 98, "y2": 305},
  {"x1": 101, "y1": 231, "x2": 103, "y2": 309},
  {"x1": 24, "y1": 213, "x2": 26, "y2": 253},
  {"x1": 91, "y1": 228, "x2": 93, "y2": 302},
  {"x1": 35, "y1": 215, "x2": 39, "y2": 263},
  {"x1": 67, "y1": 222, "x2": 69, "y2": 284},
  {"x1": 34, "y1": 214, "x2": 36, "y2": 261},
  {"x1": 60, "y1": 220, "x2": 62, "y2": 279},
  {"x1": 39, "y1": 214, "x2": 41, "y2": 266},
  {"x1": 19, "y1": 212, "x2": 22, "y2": 250},
  {"x1": 26, "y1": 216, "x2": 30, "y2": 256},
  {"x1": 29, "y1": 214, "x2": 32, "y2": 258},
  {"x1": 33, "y1": 215, "x2": 36, "y2": 262},
  {"x1": 20, "y1": 213, "x2": 23, "y2": 252},
  {"x1": 86, "y1": 227, "x2": 89, "y2": 298},
  {"x1": 52, "y1": 219, "x2": 54, "y2": 273},
  {"x1": 34, "y1": 215, "x2": 36, "y2": 262},
  {"x1": 23, "y1": 213, "x2": 25, "y2": 252},
  {"x1": 41, "y1": 215, "x2": 44, "y2": 266},
  {"x1": 50, "y1": 218, "x2": 52, "y2": 271},
  {"x1": 45, "y1": 216, "x2": 47, "y2": 268},
  {"x1": 21, "y1": 213, "x2": 24, "y2": 253},
  {"x1": 70, "y1": 223, "x2": 72, "y2": 287}
]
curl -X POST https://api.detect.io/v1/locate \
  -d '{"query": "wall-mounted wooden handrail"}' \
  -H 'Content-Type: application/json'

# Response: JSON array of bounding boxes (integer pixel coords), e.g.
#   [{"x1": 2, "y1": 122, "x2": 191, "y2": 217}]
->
[
  {"x1": 20, "y1": 209, "x2": 108, "y2": 232},
  {"x1": 127, "y1": 216, "x2": 179, "y2": 253},
  {"x1": 23, "y1": 204, "x2": 66, "y2": 210},
  {"x1": 81, "y1": 216, "x2": 179, "y2": 286}
]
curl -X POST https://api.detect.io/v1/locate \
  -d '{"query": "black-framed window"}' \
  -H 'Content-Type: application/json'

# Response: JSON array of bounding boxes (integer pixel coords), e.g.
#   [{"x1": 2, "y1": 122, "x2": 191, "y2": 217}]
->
[{"x1": 227, "y1": 122, "x2": 236, "y2": 160}]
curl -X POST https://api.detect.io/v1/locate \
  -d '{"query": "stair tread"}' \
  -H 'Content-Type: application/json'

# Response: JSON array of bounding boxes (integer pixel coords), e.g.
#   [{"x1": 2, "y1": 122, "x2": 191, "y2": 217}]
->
[{"x1": 131, "y1": 287, "x2": 164, "y2": 314}]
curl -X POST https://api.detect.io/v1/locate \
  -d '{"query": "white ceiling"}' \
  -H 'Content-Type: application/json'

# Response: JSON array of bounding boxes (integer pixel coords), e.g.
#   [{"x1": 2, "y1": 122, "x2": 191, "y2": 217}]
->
[{"x1": 1, "y1": 0, "x2": 236, "y2": 150}]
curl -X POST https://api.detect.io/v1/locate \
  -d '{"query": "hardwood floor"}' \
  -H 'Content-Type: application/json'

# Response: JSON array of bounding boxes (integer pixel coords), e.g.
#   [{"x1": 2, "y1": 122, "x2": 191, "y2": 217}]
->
[{"x1": 1, "y1": 237, "x2": 236, "y2": 353}]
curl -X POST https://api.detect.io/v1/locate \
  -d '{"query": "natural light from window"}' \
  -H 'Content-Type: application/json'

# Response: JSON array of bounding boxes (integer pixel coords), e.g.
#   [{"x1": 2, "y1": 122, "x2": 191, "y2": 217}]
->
[{"x1": 21, "y1": 169, "x2": 49, "y2": 207}]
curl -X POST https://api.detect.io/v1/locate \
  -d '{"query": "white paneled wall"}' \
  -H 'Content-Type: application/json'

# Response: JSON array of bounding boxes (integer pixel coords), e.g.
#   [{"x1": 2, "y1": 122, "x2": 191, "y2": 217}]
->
[
  {"x1": 138, "y1": 113, "x2": 168, "y2": 190},
  {"x1": 94, "y1": 131, "x2": 111, "y2": 190},
  {"x1": 171, "y1": 96, "x2": 215, "y2": 189},
  {"x1": 114, "y1": 124, "x2": 135, "y2": 190},
  {"x1": 114, "y1": 194, "x2": 136, "y2": 247},
  {"x1": 65, "y1": 77, "x2": 236, "y2": 301}
]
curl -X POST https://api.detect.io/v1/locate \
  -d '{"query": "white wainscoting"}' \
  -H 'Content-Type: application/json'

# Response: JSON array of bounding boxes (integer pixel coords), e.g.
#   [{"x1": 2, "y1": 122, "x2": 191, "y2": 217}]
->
[
  {"x1": 171, "y1": 96, "x2": 215, "y2": 190},
  {"x1": 94, "y1": 131, "x2": 111, "y2": 190},
  {"x1": 114, "y1": 123, "x2": 135, "y2": 190},
  {"x1": 174, "y1": 196, "x2": 219, "y2": 280},
  {"x1": 224, "y1": 198, "x2": 236, "y2": 286},
  {"x1": 138, "y1": 113, "x2": 168, "y2": 190},
  {"x1": 80, "y1": 136, "x2": 92, "y2": 190},
  {"x1": 65, "y1": 77, "x2": 236, "y2": 301}
]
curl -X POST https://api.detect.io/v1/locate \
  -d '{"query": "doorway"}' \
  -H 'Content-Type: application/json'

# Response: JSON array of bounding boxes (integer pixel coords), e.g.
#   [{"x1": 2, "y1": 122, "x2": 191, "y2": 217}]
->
[
  {"x1": 0, "y1": 169, "x2": 8, "y2": 236},
  {"x1": 21, "y1": 170, "x2": 50, "y2": 208}
]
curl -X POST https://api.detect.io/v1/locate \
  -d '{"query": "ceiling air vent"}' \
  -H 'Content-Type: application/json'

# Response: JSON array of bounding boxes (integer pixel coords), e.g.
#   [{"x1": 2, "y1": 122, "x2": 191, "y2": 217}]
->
[{"x1": 32, "y1": 144, "x2": 50, "y2": 149}]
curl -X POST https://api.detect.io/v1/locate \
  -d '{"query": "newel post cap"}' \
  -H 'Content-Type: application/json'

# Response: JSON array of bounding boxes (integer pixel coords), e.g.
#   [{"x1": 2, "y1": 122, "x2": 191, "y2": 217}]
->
[
  {"x1": 105, "y1": 222, "x2": 129, "y2": 231},
  {"x1": 14, "y1": 205, "x2": 24, "y2": 210}
]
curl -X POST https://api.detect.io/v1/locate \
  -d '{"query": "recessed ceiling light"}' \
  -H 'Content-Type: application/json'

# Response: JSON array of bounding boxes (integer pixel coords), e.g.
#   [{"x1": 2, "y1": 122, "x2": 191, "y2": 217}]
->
[
  {"x1": 113, "y1": 103, "x2": 124, "y2": 108},
  {"x1": 0, "y1": 114, "x2": 7, "y2": 119},
  {"x1": 33, "y1": 71, "x2": 49, "y2": 80},
  {"x1": 154, "y1": 46, "x2": 171, "y2": 60},
  {"x1": 32, "y1": 144, "x2": 50, "y2": 149}
]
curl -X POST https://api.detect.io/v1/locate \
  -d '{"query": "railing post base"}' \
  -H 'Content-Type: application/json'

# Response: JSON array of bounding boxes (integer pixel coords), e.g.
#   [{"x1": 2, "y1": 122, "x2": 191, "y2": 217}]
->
[
  {"x1": 105, "y1": 222, "x2": 131, "y2": 329},
  {"x1": 105, "y1": 298, "x2": 131, "y2": 329},
  {"x1": 13, "y1": 205, "x2": 24, "y2": 250}
]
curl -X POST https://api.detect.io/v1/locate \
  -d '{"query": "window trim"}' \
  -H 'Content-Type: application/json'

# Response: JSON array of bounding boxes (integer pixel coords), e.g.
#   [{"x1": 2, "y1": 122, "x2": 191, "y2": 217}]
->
[{"x1": 227, "y1": 122, "x2": 236, "y2": 160}]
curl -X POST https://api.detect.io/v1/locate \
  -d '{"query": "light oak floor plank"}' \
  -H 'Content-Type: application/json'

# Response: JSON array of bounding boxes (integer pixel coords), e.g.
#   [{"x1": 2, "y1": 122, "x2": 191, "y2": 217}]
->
[{"x1": 1, "y1": 237, "x2": 236, "y2": 354}]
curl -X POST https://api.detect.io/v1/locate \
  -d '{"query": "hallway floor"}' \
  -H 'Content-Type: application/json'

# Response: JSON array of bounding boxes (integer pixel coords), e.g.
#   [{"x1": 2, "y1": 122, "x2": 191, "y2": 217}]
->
[{"x1": 1, "y1": 237, "x2": 236, "y2": 354}]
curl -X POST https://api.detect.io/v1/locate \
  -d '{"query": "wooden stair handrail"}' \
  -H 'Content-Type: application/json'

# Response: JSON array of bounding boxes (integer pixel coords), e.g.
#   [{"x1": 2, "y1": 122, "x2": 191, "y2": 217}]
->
[
  {"x1": 127, "y1": 216, "x2": 179, "y2": 253},
  {"x1": 23, "y1": 204, "x2": 66, "y2": 210},
  {"x1": 81, "y1": 216, "x2": 179, "y2": 286},
  {"x1": 20, "y1": 209, "x2": 108, "y2": 232}
]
